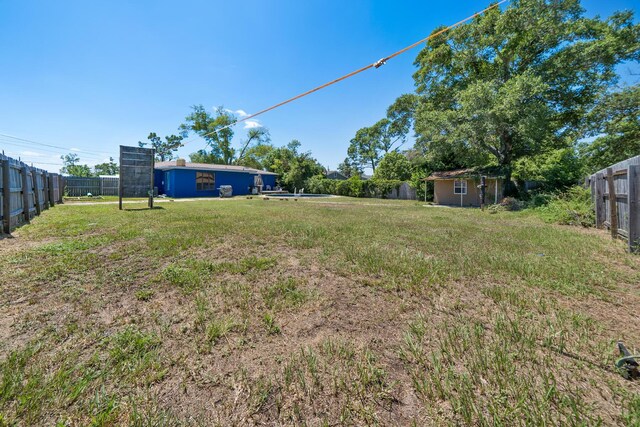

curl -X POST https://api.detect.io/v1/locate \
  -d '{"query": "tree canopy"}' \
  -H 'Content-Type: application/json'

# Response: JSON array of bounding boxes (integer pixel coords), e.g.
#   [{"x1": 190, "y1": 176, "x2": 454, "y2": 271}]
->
[
  {"x1": 373, "y1": 152, "x2": 413, "y2": 181},
  {"x1": 60, "y1": 153, "x2": 92, "y2": 177},
  {"x1": 180, "y1": 105, "x2": 237, "y2": 164},
  {"x1": 180, "y1": 105, "x2": 271, "y2": 166},
  {"x1": 138, "y1": 132, "x2": 184, "y2": 162},
  {"x1": 93, "y1": 157, "x2": 119, "y2": 176},
  {"x1": 407, "y1": 0, "x2": 639, "y2": 193},
  {"x1": 263, "y1": 140, "x2": 324, "y2": 191},
  {"x1": 580, "y1": 84, "x2": 640, "y2": 172}
]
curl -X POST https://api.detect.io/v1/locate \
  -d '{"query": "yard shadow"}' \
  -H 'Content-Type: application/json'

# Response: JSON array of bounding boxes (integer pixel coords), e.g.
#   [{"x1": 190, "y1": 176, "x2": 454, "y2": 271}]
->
[{"x1": 123, "y1": 206, "x2": 165, "y2": 212}]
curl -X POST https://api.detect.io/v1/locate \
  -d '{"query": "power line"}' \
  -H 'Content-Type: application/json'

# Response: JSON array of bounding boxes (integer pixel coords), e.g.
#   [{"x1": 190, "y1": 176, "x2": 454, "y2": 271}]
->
[
  {"x1": 0, "y1": 137, "x2": 109, "y2": 161},
  {"x1": 181, "y1": 0, "x2": 508, "y2": 147},
  {"x1": 0, "y1": 133, "x2": 112, "y2": 157}
]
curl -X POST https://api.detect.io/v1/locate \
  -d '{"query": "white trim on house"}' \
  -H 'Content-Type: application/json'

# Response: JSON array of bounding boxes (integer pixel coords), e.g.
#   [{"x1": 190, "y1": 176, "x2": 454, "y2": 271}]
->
[{"x1": 454, "y1": 179, "x2": 467, "y2": 195}]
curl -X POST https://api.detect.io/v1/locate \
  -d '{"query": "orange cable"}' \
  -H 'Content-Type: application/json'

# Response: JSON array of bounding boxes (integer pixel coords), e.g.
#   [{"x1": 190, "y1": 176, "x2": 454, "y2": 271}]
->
[{"x1": 183, "y1": 0, "x2": 508, "y2": 145}]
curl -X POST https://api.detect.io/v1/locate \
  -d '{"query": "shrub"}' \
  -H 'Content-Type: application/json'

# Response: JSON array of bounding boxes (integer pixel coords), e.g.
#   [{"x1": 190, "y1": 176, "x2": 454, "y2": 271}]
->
[
  {"x1": 499, "y1": 197, "x2": 524, "y2": 211},
  {"x1": 304, "y1": 175, "x2": 337, "y2": 194},
  {"x1": 336, "y1": 176, "x2": 365, "y2": 197},
  {"x1": 533, "y1": 186, "x2": 595, "y2": 227}
]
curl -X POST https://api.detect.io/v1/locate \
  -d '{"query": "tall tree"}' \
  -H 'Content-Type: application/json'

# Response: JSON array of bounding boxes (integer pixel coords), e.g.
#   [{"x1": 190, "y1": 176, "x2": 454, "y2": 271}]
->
[
  {"x1": 60, "y1": 153, "x2": 92, "y2": 177},
  {"x1": 337, "y1": 157, "x2": 362, "y2": 178},
  {"x1": 263, "y1": 140, "x2": 324, "y2": 191},
  {"x1": 348, "y1": 95, "x2": 419, "y2": 172},
  {"x1": 93, "y1": 157, "x2": 119, "y2": 175},
  {"x1": 236, "y1": 128, "x2": 270, "y2": 165},
  {"x1": 348, "y1": 125, "x2": 381, "y2": 172},
  {"x1": 138, "y1": 132, "x2": 184, "y2": 162},
  {"x1": 180, "y1": 105, "x2": 237, "y2": 164},
  {"x1": 373, "y1": 152, "x2": 413, "y2": 181},
  {"x1": 580, "y1": 84, "x2": 640, "y2": 172},
  {"x1": 236, "y1": 143, "x2": 274, "y2": 170},
  {"x1": 410, "y1": 0, "x2": 639, "y2": 194}
]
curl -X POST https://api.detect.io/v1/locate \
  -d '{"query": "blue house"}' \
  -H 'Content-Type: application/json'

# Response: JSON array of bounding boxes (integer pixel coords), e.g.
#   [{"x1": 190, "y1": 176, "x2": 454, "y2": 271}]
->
[{"x1": 155, "y1": 160, "x2": 277, "y2": 198}]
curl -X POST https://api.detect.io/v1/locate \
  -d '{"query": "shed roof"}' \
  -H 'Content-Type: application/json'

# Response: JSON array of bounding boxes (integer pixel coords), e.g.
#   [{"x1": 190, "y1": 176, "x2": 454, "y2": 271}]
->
[
  {"x1": 155, "y1": 161, "x2": 278, "y2": 175},
  {"x1": 424, "y1": 168, "x2": 503, "y2": 181}
]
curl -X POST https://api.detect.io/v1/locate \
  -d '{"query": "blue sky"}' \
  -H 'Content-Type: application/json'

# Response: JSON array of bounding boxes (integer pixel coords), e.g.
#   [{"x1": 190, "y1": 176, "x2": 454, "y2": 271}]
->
[{"x1": 0, "y1": 0, "x2": 638, "y2": 172}]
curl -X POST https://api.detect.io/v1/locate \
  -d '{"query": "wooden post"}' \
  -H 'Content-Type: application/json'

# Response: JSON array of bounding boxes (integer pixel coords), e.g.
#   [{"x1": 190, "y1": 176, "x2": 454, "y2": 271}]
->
[
  {"x1": 594, "y1": 172, "x2": 605, "y2": 228},
  {"x1": 2, "y1": 160, "x2": 10, "y2": 234},
  {"x1": 606, "y1": 167, "x2": 618, "y2": 239},
  {"x1": 33, "y1": 170, "x2": 41, "y2": 216},
  {"x1": 424, "y1": 180, "x2": 427, "y2": 203},
  {"x1": 480, "y1": 176, "x2": 486, "y2": 210},
  {"x1": 44, "y1": 174, "x2": 50, "y2": 209},
  {"x1": 148, "y1": 153, "x2": 155, "y2": 209},
  {"x1": 48, "y1": 174, "x2": 55, "y2": 207},
  {"x1": 118, "y1": 169, "x2": 123, "y2": 210},
  {"x1": 21, "y1": 165, "x2": 30, "y2": 224},
  {"x1": 58, "y1": 175, "x2": 64, "y2": 203},
  {"x1": 628, "y1": 165, "x2": 639, "y2": 253}
]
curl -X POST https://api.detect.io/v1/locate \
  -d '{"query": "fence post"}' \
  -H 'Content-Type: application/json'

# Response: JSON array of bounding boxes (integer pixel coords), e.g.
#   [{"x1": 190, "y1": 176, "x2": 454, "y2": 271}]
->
[
  {"x1": 606, "y1": 167, "x2": 618, "y2": 239},
  {"x1": 43, "y1": 174, "x2": 50, "y2": 209},
  {"x1": 58, "y1": 175, "x2": 64, "y2": 203},
  {"x1": 629, "y1": 164, "x2": 639, "y2": 253},
  {"x1": 21, "y1": 165, "x2": 30, "y2": 224},
  {"x1": 48, "y1": 174, "x2": 55, "y2": 207},
  {"x1": 2, "y1": 160, "x2": 10, "y2": 234},
  {"x1": 33, "y1": 170, "x2": 41, "y2": 216},
  {"x1": 480, "y1": 176, "x2": 486, "y2": 211},
  {"x1": 595, "y1": 172, "x2": 605, "y2": 228}
]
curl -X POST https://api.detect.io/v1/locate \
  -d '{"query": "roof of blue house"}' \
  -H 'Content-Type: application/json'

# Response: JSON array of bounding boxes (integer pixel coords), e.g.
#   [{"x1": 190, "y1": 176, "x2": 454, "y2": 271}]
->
[{"x1": 155, "y1": 161, "x2": 277, "y2": 175}]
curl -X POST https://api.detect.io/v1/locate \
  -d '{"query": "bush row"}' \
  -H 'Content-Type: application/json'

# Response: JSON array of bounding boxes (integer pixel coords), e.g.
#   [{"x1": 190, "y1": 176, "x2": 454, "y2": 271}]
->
[{"x1": 304, "y1": 176, "x2": 409, "y2": 198}]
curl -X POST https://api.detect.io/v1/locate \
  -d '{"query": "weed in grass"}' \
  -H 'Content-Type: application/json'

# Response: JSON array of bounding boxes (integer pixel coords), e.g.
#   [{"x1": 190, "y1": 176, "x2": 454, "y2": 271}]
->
[
  {"x1": 400, "y1": 310, "x2": 603, "y2": 425},
  {"x1": 263, "y1": 313, "x2": 281, "y2": 335},
  {"x1": 205, "y1": 317, "x2": 236, "y2": 346},
  {"x1": 108, "y1": 327, "x2": 165, "y2": 385},
  {"x1": 277, "y1": 340, "x2": 396, "y2": 423},
  {"x1": 262, "y1": 278, "x2": 308, "y2": 311},
  {"x1": 161, "y1": 265, "x2": 201, "y2": 292},
  {"x1": 135, "y1": 289, "x2": 155, "y2": 301},
  {"x1": 206, "y1": 256, "x2": 278, "y2": 275}
]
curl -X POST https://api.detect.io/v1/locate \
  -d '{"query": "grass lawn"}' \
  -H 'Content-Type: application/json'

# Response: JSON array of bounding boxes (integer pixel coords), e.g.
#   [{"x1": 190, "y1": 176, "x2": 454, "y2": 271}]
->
[{"x1": 1, "y1": 197, "x2": 639, "y2": 425}]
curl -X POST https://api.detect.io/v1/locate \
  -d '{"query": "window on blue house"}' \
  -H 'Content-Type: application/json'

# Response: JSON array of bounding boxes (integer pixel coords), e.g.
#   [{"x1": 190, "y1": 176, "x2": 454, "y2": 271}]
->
[{"x1": 196, "y1": 172, "x2": 215, "y2": 191}]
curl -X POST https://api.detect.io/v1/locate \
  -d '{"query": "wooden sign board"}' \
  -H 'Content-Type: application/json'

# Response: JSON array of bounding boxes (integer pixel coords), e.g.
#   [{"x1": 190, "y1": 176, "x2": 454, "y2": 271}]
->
[{"x1": 119, "y1": 146, "x2": 155, "y2": 210}]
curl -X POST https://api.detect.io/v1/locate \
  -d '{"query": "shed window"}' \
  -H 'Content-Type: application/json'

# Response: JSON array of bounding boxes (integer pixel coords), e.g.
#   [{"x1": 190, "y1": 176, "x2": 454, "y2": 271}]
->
[
  {"x1": 196, "y1": 172, "x2": 215, "y2": 191},
  {"x1": 454, "y1": 179, "x2": 467, "y2": 195}
]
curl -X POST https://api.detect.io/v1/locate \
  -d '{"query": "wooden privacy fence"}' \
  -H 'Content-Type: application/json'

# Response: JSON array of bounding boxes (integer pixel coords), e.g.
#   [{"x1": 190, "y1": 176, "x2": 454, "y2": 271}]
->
[
  {"x1": 588, "y1": 155, "x2": 640, "y2": 253},
  {"x1": 0, "y1": 154, "x2": 63, "y2": 235},
  {"x1": 65, "y1": 176, "x2": 119, "y2": 197}
]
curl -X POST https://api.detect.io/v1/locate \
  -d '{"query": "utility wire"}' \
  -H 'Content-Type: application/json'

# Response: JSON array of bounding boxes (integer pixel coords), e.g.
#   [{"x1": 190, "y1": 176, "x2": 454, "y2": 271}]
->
[
  {"x1": 0, "y1": 138, "x2": 109, "y2": 161},
  {"x1": 181, "y1": 0, "x2": 508, "y2": 146},
  {"x1": 0, "y1": 133, "x2": 111, "y2": 157}
]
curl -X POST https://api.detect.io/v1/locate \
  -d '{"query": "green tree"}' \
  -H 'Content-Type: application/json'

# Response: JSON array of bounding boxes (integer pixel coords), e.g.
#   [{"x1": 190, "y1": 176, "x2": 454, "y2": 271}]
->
[
  {"x1": 236, "y1": 143, "x2": 274, "y2": 170},
  {"x1": 138, "y1": 132, "x2": 184, "y2": 161},
  {"x1": 263, "y1": 140, "x2": 324, "y2": 191},
  {"x1": 60, "y1": 153, "x2": 92, "y2": 177},
  {"x1": 373, "y1": 152, "x2": 412, "y2": 181},
  {"x1": 348, "y1": 94, "x2": 419, "y2": 173},
  {"x1": 580, "y1": 84, "x2": 640, "y2": 172},
  {"x1": 189, "y1": 150, "x2": 223, "y2": 164},
  {"x1": 513, "y1": 147, "x2": 585, "y2": 191},
  {"x1": 93, "y1": 157, "x2": 119, "y2": 175},
  {"x1": 409, "y1": 0, "x2": 639, "y2": 194},
  {"x1": 337, "y1": 157, "x2": 362, "y2": 178},
  {"x1": 180, "y1": 105, "x2": 237, "y2": 164},
  {"x1": 236, "y1": 128, "x2": 270, "y2": 165},
  {"x1": 348, "y1": 118, "x2": 409, "y2": 172}
]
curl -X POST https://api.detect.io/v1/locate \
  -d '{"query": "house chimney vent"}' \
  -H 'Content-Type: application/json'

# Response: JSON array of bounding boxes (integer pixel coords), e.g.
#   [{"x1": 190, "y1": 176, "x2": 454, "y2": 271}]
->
[{"x1": 176, "y1": 158, "x2": 186, "y2": 167}]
